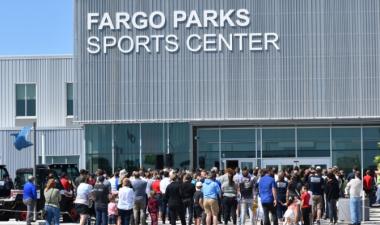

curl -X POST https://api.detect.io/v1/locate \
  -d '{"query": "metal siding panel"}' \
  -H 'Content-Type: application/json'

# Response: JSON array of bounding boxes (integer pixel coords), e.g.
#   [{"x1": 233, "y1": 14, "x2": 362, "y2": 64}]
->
[
  {"x1": 0, "y1": 57, "x2": 74, "y2": 128},
  {"x1": 70, "y1": 0, "x2": 379, "y2": 122},
  {"x1": 0, "y1": 128, "x2": 83, "y2": 177}
]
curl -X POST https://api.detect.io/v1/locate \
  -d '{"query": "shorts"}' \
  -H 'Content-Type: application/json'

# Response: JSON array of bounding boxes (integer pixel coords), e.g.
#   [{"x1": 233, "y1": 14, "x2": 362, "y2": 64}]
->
[
  {"x1": 203, "y1": 199, "x2": 219, "y2": 215},
  {"x1": 75, "y1": 203, "x2": 90, "y2": 215},
  {"x1": 312, "y1": 195, "x2": 322, "y2": 210},
  {"x1": 193, "y1": 205, "x2": 203, "y2": 219},
  {"x1": 108, "y1": 214, "x2": 117, "y2": 225}
]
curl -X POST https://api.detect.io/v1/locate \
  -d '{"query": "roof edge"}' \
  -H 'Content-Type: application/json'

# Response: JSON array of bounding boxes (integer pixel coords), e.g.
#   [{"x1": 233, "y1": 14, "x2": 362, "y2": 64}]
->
[{"x1": 0, "y1": 54, "x2": 73, "y2": 60}]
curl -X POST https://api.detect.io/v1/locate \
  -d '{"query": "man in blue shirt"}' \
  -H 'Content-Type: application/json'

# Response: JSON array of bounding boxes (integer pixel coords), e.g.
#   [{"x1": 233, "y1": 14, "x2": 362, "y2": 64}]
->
[
  {"x1": 23, "y1": 176, "x2": 37, "y2": 225},
  {"x1": 259, "y1": 169, "x2": 278, "y2": 225}
]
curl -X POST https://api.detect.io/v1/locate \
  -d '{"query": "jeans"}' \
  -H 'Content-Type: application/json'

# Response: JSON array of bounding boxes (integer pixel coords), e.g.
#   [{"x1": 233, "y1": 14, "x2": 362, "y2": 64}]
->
[
  {"x1": 45, "y1": 205, "x2": 60, "y2": 225},
  {"x1": 161, "y1": 197, "x2": 168, "y2": 223},
  {"x1": 327, "y1": 199, "x2": 338, "y2": 223},
  {"x1": 262, "y1": 203, "x2": 278, "y2": 225},
  {"x1": 350, "y1": 197, "x2": 361, "y2": 225},
  {"x1": 240, "y1": 198, "x2": 255, "y2": 225},
  {"x1": 377, "y1": 185, "x2": 380, "y2": 204},
  {"x1": 119, "y1": 209, "x2": 133, "y2": 225},
  {"x1": 95, "y1": 208, "x2": 108, "y2": 225},
  {"x1": 23, "y1": 199, "x2": 36, "y2": 225},
  {"x1": 134, "y1": 198, "x2": 147, "y2": 225},
  {"x1": 222, "y1": 196, "x2": 237, "y2": 225}
]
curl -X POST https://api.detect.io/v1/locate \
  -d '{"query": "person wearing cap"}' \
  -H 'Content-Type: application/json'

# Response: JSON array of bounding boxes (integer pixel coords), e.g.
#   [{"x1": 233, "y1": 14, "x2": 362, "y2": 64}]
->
[
  {"x1": 23, "y1": 175, "x2": 37, "y2": 225},
  {"x1": 308, "y1": 167, "x2": 324, "y2": 225},
  {"x1": 194, "y1": 182, "x2": 204, "y2": 225},
  {"x1": 93, "y1": 176, "x2": 110, "y2": 225}
]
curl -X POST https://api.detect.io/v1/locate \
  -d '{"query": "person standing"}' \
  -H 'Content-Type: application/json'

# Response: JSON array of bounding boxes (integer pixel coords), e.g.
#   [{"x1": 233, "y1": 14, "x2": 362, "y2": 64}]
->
[
  {"x1": 131, "y1": 172, "x2": 148, "y2": 225},
  {"x1": 23, "y1": 176, "x2": 37, "y2": 225},
  {"x1": 193, "y1": 182, "x2": 204, "y2": 225},
  {"x1": 165, "y1": 173, "x2": 186, "y2": 225},
  {"x1": 202, "y1": 171, "x2": 221, "y2": 225},
  {"x1": 74, "y1": 176, "x2": 93, "y2": 225},
  {"x1": 108, "y1": 195, "x2": 118, "y2": 225},
  {"x1": 363, "y1": 170, "x2": 375, "y2": 206},
  {"x1": 160, "y1": 171, "x2": 171, "y2": 224},
  {"x1": 308, "y1": 168, "x2": 324, "y2": 225},
  {"x1": 345, "y1": 171, "x2": 363, "y2": 225},
  {"x1": 239, "y1": 168, "x2": 257, "y2": 225},
  {"x1": 148, "y1": 191, "x2": 159, "y2": 225},
  {"x1": 221, "y1": 169, "x2": 238, "y2": 225},
  {"x1": 180, "y1": 174, "x2": 196, "y2": 225},
  {"x1": 93, "y1": 176, "x2": 110, "y2": 225},
  {"x1": 44, "y1": 179, "x2": 61, "y2": 225},
  {"x1": 325, "y1": 172, "x2": 340, "y2": 225},
  {"x1": 118, "y1": 178, "x2": 135, "y2": 225},
  {"x1": 276, "y1": 173, "x2": 288, "y2": 223},
  {"x1": 300, "y1": 185, "x2": 311, "y2": 225},
  {"x1": 258, "y1": 169, "x2": 278, "y2": 225}
]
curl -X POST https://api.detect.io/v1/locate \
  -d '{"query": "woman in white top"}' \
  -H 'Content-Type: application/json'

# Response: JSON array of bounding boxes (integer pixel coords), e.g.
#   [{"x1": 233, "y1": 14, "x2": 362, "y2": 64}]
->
[
  {"x1": 118, "y1": 178, "x2": 135, "y2": 225},
  {"x1": 74, "y1": 176, "x2": 93, "y2": 225}
]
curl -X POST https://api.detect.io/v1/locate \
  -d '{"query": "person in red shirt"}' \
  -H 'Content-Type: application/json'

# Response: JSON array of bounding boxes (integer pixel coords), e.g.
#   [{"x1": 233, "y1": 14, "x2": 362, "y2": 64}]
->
[
  {"x1": 301, "y1": 185, "x2": 311, "y2": 225},
  {"x1": 60, "y1": 173, "x2": 71, "y2": 191},
  {"x1": 363, "y1": 170, "x2": 376, "y2": 206}
]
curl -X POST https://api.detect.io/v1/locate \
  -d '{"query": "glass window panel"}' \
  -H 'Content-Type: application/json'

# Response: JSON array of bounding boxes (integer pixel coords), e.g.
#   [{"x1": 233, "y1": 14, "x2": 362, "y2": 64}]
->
[
  {"x1": 66, "y1": 83, "x2": 73, "y2": 116},
  {"x1": 197, "y1": 129, "x2": 219, "y2": 170},
  {"x1": 85, "y1": 125, "x2": 112, "y2": 173},
  {"x1": 26, "y1": 99, "x2": 36, "y2": 116},
  {"x1": 26, "y1": 84, "x2": 36, "y2": 99},
  {"x1": 297, "y1": 128, "x2": 330, "y2": 157},
  {"x1": 262, "y1": 129, "x2": 295, "y2": 158},
  {"x1": 332, "y1": 128, "x2": 361, "y2": 174},
  {"x1": 169, "y1": 123, "x2": 190, "y2": 169},
  {"x1": 363, "y1": 127, "x2": 380, "y2": 170},
  {"x1": 114, "y1": 124, "x2": 140, "y2": 171},
  {"x1": 141, "y1": 123, "x2": 164, "y2": 169},
  {"x1": 16, "y1": 84, "x2": 26, "y2": 116},
  {"x1": 221, "y1": 129, "x2": 255, "y2": 158}
]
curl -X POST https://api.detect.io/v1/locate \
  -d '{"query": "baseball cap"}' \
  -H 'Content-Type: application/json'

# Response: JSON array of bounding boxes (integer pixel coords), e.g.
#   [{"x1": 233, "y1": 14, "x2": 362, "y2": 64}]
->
[{"x1": 196, "y1": 182, "x2": 203, "y2": 187}]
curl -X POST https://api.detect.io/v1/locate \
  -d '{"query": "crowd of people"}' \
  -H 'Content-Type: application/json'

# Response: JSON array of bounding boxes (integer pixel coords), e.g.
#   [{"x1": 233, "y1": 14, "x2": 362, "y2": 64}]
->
[{"x1": 22, "y1": 165, "x2": 380, "y2": 225}]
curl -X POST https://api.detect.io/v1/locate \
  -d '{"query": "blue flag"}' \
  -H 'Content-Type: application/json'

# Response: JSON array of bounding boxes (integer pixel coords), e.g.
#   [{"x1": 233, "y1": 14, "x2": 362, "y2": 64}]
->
[{"x1": 10, "y1": 126, "x2": 33, "y2": 150}]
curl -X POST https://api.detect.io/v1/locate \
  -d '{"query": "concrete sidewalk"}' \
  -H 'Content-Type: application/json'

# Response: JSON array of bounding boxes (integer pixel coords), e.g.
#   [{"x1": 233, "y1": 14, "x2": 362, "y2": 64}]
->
[{"x1": 0, "y1": 207, "x2": 378, "y2": 225}]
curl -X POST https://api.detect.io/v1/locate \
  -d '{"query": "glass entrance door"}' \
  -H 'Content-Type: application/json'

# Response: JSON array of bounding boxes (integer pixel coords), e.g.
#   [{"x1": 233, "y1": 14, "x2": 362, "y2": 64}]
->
[
  {"x1": 222, "y1": 158, "x2": 257, "y2": 170},
  {"x1": 262, "y1": 157, "x2": 330, "y2": 171}
]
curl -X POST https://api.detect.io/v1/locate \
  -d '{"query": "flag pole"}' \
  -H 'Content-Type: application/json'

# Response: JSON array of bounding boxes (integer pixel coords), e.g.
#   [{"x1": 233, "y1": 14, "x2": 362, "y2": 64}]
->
[
  {"x1": 33, "y1": 122, "x2": 37, "y2": 221},
  {"x1": 33, "y1": 122, "x2": 37, "y2": 182}
]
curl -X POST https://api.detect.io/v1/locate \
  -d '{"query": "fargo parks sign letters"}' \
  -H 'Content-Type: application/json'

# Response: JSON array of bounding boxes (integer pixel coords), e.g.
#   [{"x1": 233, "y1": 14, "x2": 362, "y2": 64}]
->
[{"x1": 86, "y1": 9, "x2": 280, "y2": 54}]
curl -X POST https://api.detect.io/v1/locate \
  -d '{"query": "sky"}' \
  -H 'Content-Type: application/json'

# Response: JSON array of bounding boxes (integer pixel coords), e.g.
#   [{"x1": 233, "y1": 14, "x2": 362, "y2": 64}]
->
[{"x1": 0, "y1": 0, "x2": 73, "y2": 56}]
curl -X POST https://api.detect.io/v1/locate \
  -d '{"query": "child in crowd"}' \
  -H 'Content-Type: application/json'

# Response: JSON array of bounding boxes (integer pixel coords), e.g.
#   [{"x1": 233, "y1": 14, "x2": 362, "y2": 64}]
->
[
  {"x1": 108, "y1": 194, "x2": 118, "y2": 225},
  {"x1": 148, "y1": 191, "x2": 159, "y2": 225},
  {"x1": 284, "y1": 196, "x2": 300, "y2": 225},
  {"x1": 301, "y1": 185, "x2": 311, "y2": 225},
  {"x1": 193, "y1": 182, "x2": 204, "y2": 225}
]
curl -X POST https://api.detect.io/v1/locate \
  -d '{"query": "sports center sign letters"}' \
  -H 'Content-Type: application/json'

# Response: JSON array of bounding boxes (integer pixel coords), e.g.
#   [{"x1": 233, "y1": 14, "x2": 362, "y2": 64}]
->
[{"x1": 87, "y1": 9, "x2": 280, "y2": 54}]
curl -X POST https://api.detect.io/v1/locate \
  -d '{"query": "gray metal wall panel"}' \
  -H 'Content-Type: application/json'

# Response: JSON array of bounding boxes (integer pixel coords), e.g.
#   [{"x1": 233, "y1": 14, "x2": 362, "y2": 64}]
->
[
  {"x1": 75, "y1": 0, "x2": 380, "y2": 123},
  {"x1": 0, "y1": 128, "x2": 84, "y2": 177},
  {"x1": 0, "y1": 56, "x2": 74, "y2": 128}
]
